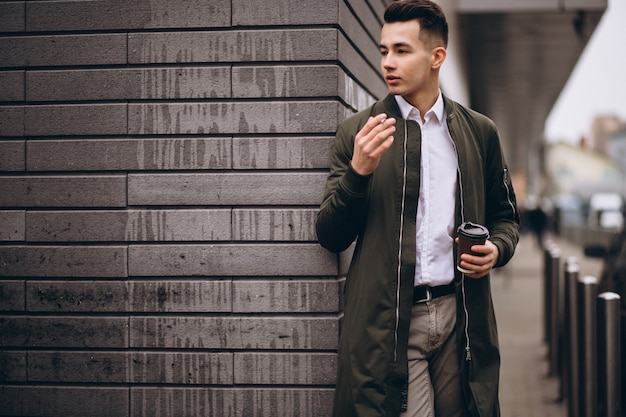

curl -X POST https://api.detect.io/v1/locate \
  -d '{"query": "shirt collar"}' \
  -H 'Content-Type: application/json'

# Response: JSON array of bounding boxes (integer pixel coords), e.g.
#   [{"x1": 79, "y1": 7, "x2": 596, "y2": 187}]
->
[{"x1": 394, "y1": 91, "x2": 445, "y2": 125}]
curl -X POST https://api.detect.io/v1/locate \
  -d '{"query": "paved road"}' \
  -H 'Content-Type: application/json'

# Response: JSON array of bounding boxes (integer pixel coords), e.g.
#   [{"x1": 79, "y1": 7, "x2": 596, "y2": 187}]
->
[{"x1": 491, "y1": 233, "x2": 604, "y2": 416}]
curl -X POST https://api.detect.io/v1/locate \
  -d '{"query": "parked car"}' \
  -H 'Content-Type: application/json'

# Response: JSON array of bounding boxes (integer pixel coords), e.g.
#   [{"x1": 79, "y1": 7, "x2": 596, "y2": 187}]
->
[{"x1": 587, "y1": 192, "x2": 624, "y2": 230}]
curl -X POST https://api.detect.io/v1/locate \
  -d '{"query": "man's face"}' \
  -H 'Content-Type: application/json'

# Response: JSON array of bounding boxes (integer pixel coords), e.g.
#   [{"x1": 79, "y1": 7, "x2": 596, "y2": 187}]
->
[{"x1": 379, "y1": 20, "x2": 440, "y2": 102}]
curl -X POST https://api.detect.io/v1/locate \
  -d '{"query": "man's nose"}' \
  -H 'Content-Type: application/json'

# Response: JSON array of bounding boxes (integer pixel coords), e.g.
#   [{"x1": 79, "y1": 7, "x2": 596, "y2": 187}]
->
[{"x1": 382, "y1": 53, "x2": 395, "y2": 68}]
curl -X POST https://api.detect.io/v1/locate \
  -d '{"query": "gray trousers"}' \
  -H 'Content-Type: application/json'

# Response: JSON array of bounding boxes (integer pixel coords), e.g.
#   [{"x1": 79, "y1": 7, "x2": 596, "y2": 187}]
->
[{"x1": 401, "y1": 293, "x2": 469, "y2": 417}]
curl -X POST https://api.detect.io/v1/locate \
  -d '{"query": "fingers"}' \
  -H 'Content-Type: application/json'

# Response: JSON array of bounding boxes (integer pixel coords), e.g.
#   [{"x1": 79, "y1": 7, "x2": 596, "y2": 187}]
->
[
  {"x1": 360, "y1": 114, "x2": 396, "y2": 143},
  {"x1": 352, "y1": 114, "x2": 396, "y2": 176},
  {"x1": 356, "y1": 115, "x2": 396, "y2": 154},
  {"x1": 459, "y1": 255, "x2": 491, "y2": 278},
  {"x1": 459, "y1": 241, "x2": 497, "y2": 278}
]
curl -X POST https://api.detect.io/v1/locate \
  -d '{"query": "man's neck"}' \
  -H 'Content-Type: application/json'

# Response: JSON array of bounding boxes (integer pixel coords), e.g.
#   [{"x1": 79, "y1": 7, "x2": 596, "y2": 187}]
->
[
  {"x1": 402, "y1": 89, "x2": 440, "y2": 122},
  {"x1": 402, "y1": 90, "x2": 439, "y2": 121}
]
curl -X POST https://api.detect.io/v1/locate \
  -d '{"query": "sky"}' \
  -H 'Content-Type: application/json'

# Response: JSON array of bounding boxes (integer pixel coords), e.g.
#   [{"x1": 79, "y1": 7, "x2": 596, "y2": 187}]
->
[{"x1": 544, "y1": 0, "x2": 626, "y2": 143}]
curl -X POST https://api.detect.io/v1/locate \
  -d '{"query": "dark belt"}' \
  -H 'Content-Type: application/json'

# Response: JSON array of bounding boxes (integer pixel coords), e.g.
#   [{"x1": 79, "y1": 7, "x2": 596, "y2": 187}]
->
[{"x1": 413, "y1": 282, "x2": 456, "y2": 304}]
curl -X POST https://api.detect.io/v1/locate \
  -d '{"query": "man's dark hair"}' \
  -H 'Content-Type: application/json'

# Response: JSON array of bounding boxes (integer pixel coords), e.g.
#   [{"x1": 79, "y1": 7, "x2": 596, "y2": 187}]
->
[{"x1": 384, "y1": 0, "x2": 449, "y2": 48}]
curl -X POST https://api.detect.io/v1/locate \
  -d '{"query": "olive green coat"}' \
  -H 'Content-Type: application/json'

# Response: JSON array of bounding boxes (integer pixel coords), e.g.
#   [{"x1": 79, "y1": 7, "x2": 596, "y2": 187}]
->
[{"x1": 316, "y1": 94, "x2": 520, "y2": 417}]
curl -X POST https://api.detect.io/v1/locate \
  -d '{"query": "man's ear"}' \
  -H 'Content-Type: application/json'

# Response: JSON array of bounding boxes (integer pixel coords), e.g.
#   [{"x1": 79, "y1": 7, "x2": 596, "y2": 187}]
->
[{"x1": 432, "y1": 46, "x2": 447, "y2": 69}]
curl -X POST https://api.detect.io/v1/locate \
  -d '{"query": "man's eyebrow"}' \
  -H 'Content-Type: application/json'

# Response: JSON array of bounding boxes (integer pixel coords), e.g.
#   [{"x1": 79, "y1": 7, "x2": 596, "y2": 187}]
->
[{"x1": 379, "y1": 42, "x2": 412, "y2": 49}]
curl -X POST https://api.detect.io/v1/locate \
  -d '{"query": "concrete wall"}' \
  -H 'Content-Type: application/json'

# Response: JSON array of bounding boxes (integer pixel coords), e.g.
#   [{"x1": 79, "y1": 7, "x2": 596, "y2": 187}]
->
[{"x1": 0, "y1": 1, "x2": 388, "y2": 415}]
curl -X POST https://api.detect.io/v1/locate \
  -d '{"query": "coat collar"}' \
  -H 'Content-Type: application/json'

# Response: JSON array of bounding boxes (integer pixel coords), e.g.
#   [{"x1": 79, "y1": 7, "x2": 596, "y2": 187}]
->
[{"x1": 378, "y1": 93, "x2": 459, "y2": 122}]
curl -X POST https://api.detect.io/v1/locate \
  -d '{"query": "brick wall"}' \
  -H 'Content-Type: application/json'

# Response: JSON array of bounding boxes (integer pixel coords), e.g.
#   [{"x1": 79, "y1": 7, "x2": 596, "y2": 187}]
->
[{"x1": 0, "y1": 1, "x2": 388, "y2": 416}]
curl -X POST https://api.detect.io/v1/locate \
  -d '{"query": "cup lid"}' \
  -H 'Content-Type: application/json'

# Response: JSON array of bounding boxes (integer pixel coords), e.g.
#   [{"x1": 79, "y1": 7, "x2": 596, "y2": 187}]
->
[{"x1": 457, "y1": 222, "x2": 489, "y2": 239}]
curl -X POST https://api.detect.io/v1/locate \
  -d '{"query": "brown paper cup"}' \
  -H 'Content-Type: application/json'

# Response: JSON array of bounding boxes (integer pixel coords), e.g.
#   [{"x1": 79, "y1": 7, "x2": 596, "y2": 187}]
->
[{"x1": 457, "y1": 222, "x2": 490, "y2": 273}]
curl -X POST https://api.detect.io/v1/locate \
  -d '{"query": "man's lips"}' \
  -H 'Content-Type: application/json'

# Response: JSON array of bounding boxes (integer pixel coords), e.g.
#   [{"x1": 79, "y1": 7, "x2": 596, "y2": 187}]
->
[{"x1": 386, "y1": 75, "x2": 400, "y2": 84}]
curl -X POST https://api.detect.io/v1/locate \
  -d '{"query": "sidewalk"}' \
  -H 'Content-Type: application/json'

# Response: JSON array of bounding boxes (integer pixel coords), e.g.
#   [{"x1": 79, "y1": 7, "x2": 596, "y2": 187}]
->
[{"x1": 491, "y1": 233, "x2": 604, "y2": 416}]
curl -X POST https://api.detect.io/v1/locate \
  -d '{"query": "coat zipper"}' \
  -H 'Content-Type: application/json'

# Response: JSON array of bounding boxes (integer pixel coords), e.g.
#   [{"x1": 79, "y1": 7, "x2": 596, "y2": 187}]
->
[
  {"x1": 448, "y1": 129, "x2": 472, "y2": 362},
  {"x1": 393, "y1": 121, "x2": 409, "y2": 362},
  {"x1": 503, "y1": 167, "x2": 517, "y2": 219}
]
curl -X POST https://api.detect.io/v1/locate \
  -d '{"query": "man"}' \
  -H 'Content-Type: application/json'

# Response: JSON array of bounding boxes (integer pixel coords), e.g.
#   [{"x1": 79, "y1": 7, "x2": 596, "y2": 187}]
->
[{"x1": 315, "y1": 1, "x2": 519, "y2": 416}]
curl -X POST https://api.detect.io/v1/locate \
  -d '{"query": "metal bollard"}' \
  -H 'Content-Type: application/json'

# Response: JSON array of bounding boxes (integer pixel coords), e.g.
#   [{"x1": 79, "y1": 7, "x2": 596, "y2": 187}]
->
[
  {"x1": 543, "y1": 240, "x2": 555, "y2": 344},
  {"x1": 556, "y1": 251, "x2": 568, "y2": 401},
  {"x1": 564, "y1": 258, "x2": 580, "y2": 417},
  {"x1": 548, "y1": 246, "x2": 561, "y2": 378},
  {"x1": 577, "y1": 276, "x2": 598, "y2": 417},
  {"x1": 597, "y1": 292, "x2": 621, "y2": 417}
]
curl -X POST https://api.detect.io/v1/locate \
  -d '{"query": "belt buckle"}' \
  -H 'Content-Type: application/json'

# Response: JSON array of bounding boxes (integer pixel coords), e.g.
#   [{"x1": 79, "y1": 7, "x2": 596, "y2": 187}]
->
[{"x1": 414, "y1": 287, "x2": 432, "y2": 304}]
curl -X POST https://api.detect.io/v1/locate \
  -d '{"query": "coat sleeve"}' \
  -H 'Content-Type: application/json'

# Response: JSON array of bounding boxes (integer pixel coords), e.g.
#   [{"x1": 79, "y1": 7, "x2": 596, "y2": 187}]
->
[
  {"x1": 316, "y1": 120, "x2": 372, "y2": 253},
  {"x1": 484, "y1": 124, "x2": 520, "y2": 267}
]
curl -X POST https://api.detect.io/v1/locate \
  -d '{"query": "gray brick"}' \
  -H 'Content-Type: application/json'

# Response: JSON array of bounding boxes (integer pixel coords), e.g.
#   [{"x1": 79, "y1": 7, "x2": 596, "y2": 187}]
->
[
  {"x1": 129, "y1": 31, "x2": 234, "y2": 64},
  {"x1": 0, "y1": 351, "x2": 27, "y2": 382},
  {"x1": 130, "y1": 352, "x2": 233, "y2": 384},
  {"x1": 24, "y1": 104, "x2": 127, "y2": 136},
  {"x1": 0, "y1": 210, "x2": 25, "y2": 241},
  {"x1": 0, "y1": 246, "x2": 128, "y2": 277},
  {"x1": 0, "y1": 106, "x2": 24, "y2": 137},
  {"x1": 130, "y1": 317, "x2": 239, "y2": 349},
  {"x1": 128, "y1": 29, "x2": 337, "y2": 64},
  {"x1": 27, "y1": 209, "x2": 231, "y2": 242},
  {"x1": 340, "y1": 105, "x2": 358, "y2": 124},
  {"x1": 338, "y1": 34, "x2": 389, "y2": 102},
  {"x1": 0, "y1": 34, "x2": 127, "y2": 68},
  {"x1": 0, "y1": 386, "x2": 129, "y2": 417},
  {"x1": 27, "y1": 138, "x2": 231, "y2": 171},
  {"x1": 27, "y1": 0, "x2": 230, "y2": 31},
  {"x1": 27, "y1": 280, "x2": 129, "y2": 312},
  {"x1": 0, "y1": 71, "x2": 24, "y2": 101},
  {"x1": 232, "y1": 65, "x2": 340, "y2": 98},
  {"x1": 232, "y1": 137, "x2": 333, "y2": 169},
  {"x1": 128, "y1": 172, "x2": 326, "y2": 206},
  {"x1": 27, "y1": 67, "x2": 231, "y2": 101},
  {"x1": 234, "y1": 352, "x2": 336, "y2": 385},
  {"x1": 232, "y1": 209, "x2": 318, "y2": 241},
  {"x1": 338, "y1": 0, "x2": 390, "y2": 99},
  {"x1": 0, "y1": 140, "x2": 24, "y2": 171},
  {"x1": 233, "y1": 0, "x2": 337, "y2": 25},
  {"x1": 0, "y1": 316, "x2": 129, "y2": 348},
  {"x1": 130, "y1": 388, "x2": 334, "y2": 417},
  {"x1": 340, "y1": 0, "x2": 382, "y2": 68},
  {"x1": 130, "y1": 280, "x2": 231, "y2": 313},
  {"x1": 0, "y1": 280, "x2": 25, "y2": 312},
  {"x1": 29, "y1": 351, "x2": 129, "y2": 383},
  {"x1": 131, "y1": 388, "x2": 236, "y2": 417},
  {"x1": 234, "y1": 388, "x2": 334, "y2": 417},
  {"x1": 128, "y1": 101, "x2": 340, "y2": 135},
  {"x1": 339, "y1": 70, "x2": 377, "y2": 111},
  {"x1": 149, "y1": 0, "x2": 231, "y2": 28},
  {"x1": 368, "y1": 0, "x2": 386, "y2": 18},
  {"x1": 239, "y1": 317, "x2": 338, "y2": 350},
  {"x1": 0, "y1": 2, "x2": 25, "y2": 32},
  {"x1": 0, "y1": 38, "x2": 26, "y2": 68},
  {"x1": 128, "y1": 243, "x2": 336, "y2": 277},
  {"x1": 0, "y1": 175, "x2": 127, "y2": 208},
  {"x1": 232, "y1": 279, "x2": 340, "y2": 313},
  {"x1": 130, "y1": 316, "x2": 338, "y2": 350}
]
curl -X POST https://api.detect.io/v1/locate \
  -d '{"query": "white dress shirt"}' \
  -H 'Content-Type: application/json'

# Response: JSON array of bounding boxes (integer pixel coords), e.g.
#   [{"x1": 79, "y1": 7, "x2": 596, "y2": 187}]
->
[{"x1": 395, "y1": 93, "x2": 457, "y2": 287}]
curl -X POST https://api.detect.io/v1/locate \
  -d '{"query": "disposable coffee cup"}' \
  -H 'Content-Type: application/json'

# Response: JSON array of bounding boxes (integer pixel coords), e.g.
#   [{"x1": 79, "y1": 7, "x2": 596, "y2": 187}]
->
[{"x1": 456, "y1": 222, "x2": 490, "y2": 273}]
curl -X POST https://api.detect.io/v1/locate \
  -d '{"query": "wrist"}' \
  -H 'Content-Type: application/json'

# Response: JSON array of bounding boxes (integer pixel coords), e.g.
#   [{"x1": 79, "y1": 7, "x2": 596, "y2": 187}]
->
[{"x1": 350, "y1": 161, "x2": 371, "y2": 177}]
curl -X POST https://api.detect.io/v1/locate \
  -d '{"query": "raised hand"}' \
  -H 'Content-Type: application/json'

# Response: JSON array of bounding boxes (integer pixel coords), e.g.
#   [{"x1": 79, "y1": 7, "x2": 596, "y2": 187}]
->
[{"x1": 350, "y1": 113, "x2": 396, "y2": 176}]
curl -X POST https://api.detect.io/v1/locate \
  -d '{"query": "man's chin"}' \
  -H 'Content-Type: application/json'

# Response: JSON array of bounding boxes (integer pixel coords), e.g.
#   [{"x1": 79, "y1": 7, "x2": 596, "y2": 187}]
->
[{"x1": 386, "y1": 85, "x2": 403, "y2": 95}]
